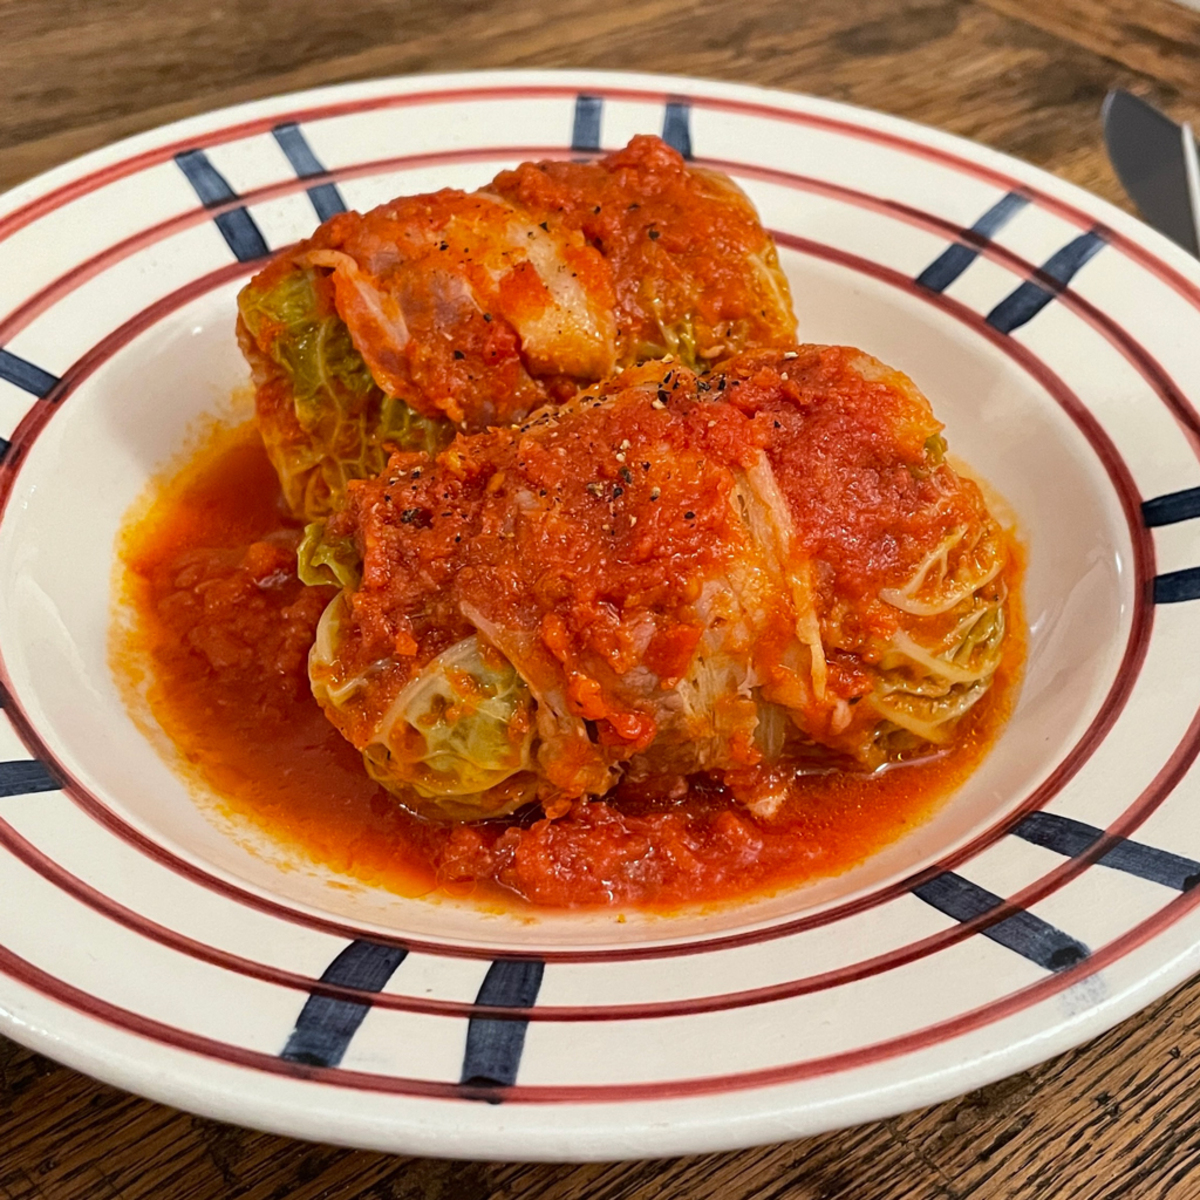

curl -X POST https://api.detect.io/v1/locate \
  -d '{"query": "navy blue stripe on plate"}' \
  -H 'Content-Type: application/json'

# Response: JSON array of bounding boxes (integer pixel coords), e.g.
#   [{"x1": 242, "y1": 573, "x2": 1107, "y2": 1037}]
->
[
  {"x1": 272, "y1": 122, "x2": 347, "y2": 223},
  {"x1": 986, "y1": 230, "x2": 1107, "y2": 334},
  {"x1": 174, "y1": 149, "x2": 269, "y2": 263},
  {"x1": 662, "y1": 99, "x2": 693, "y2": 160},
  {"x1": 572, "y1": 94, "x2": 603, "y2": 154},
  {"x1": 1153, "y1": 566, "x2": 1200, "y2": 604},
  {"x1": 1142, "y1": 487, "x2": 1200, "y2": 528},
  {"x1": 0, "y1": 760, "x2": 60, "y2": 797},
  {"x1": 915, "y1": 191, "x2": 1029, "y2": 293},
  {"x1": 280, "y1": 940, "x2": 408, "y2": 1068},
  {"x1": 913, "y1": 872, "x2": 1090, "y2": 971},
  {"x1": 1014, "y1": 812, "x2": 1200, "y2": 892},
  {"x1": 0, "y1": 348, "x2": 59, "y2": 399},
  {"x1": 460, "y1": 959, "x2": 545, "y2": 1095}
]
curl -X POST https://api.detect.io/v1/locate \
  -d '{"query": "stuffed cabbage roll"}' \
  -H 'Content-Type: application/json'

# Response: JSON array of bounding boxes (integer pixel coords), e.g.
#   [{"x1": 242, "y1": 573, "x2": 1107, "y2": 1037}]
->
[
  {"x1": 237, "y1": 135, "x2": 795, "y2": 520},
  {"x1": 301, "y1": 345, "x2": 1011, "y2": 822}
]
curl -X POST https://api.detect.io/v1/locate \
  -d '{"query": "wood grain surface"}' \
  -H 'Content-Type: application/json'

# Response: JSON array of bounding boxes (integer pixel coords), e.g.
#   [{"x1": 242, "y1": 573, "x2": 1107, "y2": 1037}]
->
[{"x1": 3, "y1": 0, "x2": 1200, "y2": 1196}]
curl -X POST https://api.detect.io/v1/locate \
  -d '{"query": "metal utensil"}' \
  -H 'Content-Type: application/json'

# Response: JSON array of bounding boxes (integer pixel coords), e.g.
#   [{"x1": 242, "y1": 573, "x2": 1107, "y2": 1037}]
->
[{"x1": 1103, "y1": 88, "x2": 1200, "y2": 257}]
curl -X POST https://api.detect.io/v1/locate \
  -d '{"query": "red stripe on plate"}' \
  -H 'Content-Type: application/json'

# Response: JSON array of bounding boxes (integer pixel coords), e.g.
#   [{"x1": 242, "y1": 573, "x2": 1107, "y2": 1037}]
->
[
  {"x1": 4, "y1": 681, "x2": 1197, "y2": 1021},
  {"x1": 2, "y1": 79, "x2": 1198, "y2": 329},
  {"x1": 2, "y1": 854, "x2": 1200, "y2": 1102}
]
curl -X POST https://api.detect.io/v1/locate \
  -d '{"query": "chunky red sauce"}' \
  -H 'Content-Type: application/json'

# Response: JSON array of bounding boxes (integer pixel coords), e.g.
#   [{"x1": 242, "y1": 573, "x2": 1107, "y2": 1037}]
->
[
  {"x1": 324, "y1": 349, "x2": 1000, "y2": 779},
  {"x1": 114, "y1": 421, "x2": 1023, "y2": 911}
]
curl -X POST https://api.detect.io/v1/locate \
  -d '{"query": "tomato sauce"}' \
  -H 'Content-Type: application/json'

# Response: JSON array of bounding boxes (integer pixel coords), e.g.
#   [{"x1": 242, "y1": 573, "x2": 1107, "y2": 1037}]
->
[{"x1": 113, "y1": 421, "x2": 1023, "y2": 911}]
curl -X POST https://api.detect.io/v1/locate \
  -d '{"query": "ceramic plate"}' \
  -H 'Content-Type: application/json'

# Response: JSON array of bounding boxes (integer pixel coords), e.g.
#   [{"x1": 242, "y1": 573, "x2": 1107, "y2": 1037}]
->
[{"x1": 1, "y1": 69, "x2": 1199, "y2": 1161}]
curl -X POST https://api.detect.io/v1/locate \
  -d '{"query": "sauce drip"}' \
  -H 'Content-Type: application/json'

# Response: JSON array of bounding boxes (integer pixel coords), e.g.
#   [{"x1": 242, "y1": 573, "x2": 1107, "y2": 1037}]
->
[{"x1": 113, "y1": 421, "x2": 1022, "y2": 911}]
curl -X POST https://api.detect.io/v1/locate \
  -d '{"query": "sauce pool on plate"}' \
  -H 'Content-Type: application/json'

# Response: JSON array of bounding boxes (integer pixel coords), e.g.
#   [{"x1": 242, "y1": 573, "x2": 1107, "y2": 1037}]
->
[{"x1": 112, "y1": 420, "x2": 1024, "y2": 911}]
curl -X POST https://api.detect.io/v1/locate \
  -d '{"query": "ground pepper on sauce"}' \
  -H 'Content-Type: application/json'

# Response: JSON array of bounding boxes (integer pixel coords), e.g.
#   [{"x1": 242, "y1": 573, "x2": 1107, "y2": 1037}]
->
[{"x1": 113, "y1": 418, "x2": 1023, "y2": 912}]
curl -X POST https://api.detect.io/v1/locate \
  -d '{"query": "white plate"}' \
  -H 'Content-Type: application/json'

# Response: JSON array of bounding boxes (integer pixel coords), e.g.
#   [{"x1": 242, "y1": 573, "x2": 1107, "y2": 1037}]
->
[{"x1": 0, "y1": 69, "x2": 1198, "y2": 1161}]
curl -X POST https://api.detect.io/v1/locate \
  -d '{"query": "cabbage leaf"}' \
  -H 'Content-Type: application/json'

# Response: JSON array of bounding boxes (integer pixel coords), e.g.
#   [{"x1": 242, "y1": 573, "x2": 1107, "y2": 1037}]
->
[
  {"x1": 311, "y1": 620, "x2": 540, "y2": 821},
  {"x1": 239, "y1": 266, "x2": 451, "y2": 519},
  {"x1": 297, "y1": 521, "x2": 360, "y2": 590}
]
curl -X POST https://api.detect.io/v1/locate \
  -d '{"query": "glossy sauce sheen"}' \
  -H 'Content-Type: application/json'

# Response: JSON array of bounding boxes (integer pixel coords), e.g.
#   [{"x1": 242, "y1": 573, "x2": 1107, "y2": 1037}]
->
[{"x1": 115, "y1": 422, "x2": 1022, "y2": 910}]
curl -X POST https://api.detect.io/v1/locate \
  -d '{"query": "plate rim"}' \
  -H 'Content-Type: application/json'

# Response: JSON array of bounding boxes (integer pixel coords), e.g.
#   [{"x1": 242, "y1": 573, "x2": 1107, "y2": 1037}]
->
[{"x1": 1, "y1": 66, "x2": 1199, "y2": 1160}]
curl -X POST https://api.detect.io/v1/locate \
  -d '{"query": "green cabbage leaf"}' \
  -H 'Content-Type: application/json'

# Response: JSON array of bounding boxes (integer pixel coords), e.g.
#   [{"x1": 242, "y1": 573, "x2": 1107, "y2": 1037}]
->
[
  {"x1": 297, "y1": 521, "x2": 360, "y2": 590},
  {"x1": 309, "y1": 609, "x2": 540, "y2": 821},
  {"x1": 365, "y1": 634, "x2": 536, "y2": 803},
  {"x1": 239, "y1": 266, "x2": 452, "y2": 520}
]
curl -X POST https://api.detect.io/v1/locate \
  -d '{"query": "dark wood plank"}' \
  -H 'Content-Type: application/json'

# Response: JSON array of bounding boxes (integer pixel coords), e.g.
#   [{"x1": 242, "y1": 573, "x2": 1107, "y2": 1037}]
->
[
  {"x1": 2, "y1": 0, "x2": 1200, "y2": 1196},
  {"x1": 981, "y1": 0, "x2": 1200, "y2": 98},
  {"x1": 7, "y1": 973, "x2": 1200, "y2": 1199},
  {"x1": 0, "y1": 1045, "x2": 953, "y2": 1200},
  {"x1": 892, "y1": 971, "x2": 1200, "y2": 1199},
  {"x1": 0, "y1": 0, "x2": 1191, "y2": 209}
]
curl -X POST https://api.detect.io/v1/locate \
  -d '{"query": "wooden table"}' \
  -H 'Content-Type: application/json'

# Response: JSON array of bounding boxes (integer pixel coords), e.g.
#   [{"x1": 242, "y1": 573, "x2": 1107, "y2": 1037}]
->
[{"x1": 3, "y1": 0, "x2": 1200, "y2": 1195}]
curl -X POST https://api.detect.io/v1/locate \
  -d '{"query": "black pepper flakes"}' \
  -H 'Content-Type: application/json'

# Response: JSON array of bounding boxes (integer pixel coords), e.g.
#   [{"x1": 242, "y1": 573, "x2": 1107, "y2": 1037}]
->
[
  {"x1": 657, "y1": 389, "x2": 669, "y2": 404},
  {"x1": 685, "y1": 511, "x2": 695, "y2": 520},
  {"x1": 648, "y1": 228, "x2": 660, "y2": 240},
  {"x1": 483, "y1": 312, "x2": 492, "y2": 322},
  {"x1": 612, "y1": 486, "x2": 624, "y2": 499},
  {"x1": 453, "y1": 350, "x2": 465, "y2": 360},
  {"x1": 538, "y1": 221, "x2": 548, "y2": 231},
  {"x1": 619, "y1": 467, "x2": 633, "y2": 484}
]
